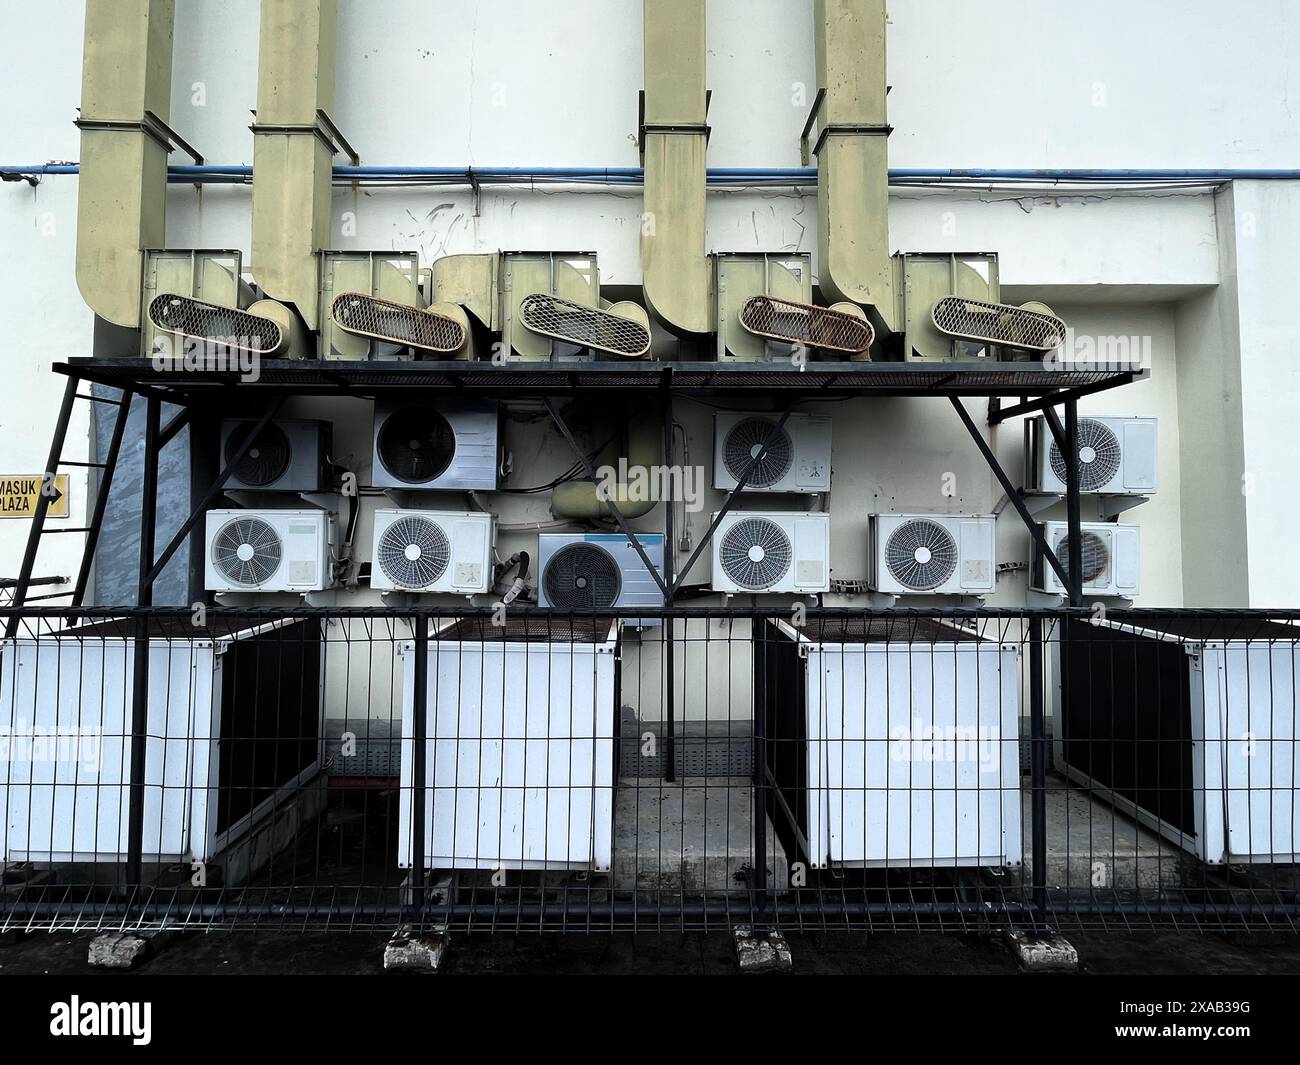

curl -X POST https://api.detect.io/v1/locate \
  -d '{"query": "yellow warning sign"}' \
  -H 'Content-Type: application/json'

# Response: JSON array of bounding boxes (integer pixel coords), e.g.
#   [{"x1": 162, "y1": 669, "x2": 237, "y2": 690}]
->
[{"x1": 0, "y1": 474, "x2": 70, "y2": 519}]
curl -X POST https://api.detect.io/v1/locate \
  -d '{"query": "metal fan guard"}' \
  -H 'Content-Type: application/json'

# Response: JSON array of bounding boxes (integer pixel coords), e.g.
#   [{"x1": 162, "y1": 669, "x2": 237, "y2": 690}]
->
[
  {"x1": 544, "y1": 544, "x2": 622, "y2": 608},
  {"x1": 1054, "y1": 530, "x2": 1109, "y2": 584},
  {"x1": 224, "y1": 422, "x2": 292, "y2": 487},
  {"x1": 212, "y1": 517, "x2": 283, "y2": 587},
  {"x1": 377, "y1": 408, "x2": 456, "y2": 484},
  {"x1": 377, "y1": 516, "x2": 450, "y2": 589},
  {"x1": 719, "y1": 518, "x2": 793, "y2": 590},
  {"x1": 885, "y1": 519, "x2": 959, "y2": 591},
  {"x1": 722, "y1": 418, "x2": 794, "y2": 488},
  {"x1": 1048, "y1": 418, "x2": 1122, "y2": 492}
]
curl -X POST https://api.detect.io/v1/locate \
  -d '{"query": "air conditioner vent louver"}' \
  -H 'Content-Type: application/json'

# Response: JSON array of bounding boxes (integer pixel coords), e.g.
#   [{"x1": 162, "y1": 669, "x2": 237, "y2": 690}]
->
[
  {"x1": 518, "y1": 293, "x2": 652, "y2": 358},
  {"x1": 211, "y1": 516, "x2": 283, "y2": 587},
  {"x1": 376, "y1": 407, "x2": 457, "y2": 485},
  {"x1": 739, "y1": 296, "x2": 875, "y2": 354},
  {"x1": 1048, "y1": 418, "x2": 1123, "y2": 492},
  {"x1": 377, "y1": 515, "x2": 450, "y2": 590},
  {"x1": 542, "y1": 543, "x2": 623, "y2": 609},
  {"x1": 931, "y1": 296, "x2": 1066, "y2": 353},
  {"x1": 223, "y1": 423, "x2": 291, "y2": 487},
  {"x1": 1055, "y1": 530, "x2": 1109, "y2": 584},
  {"x1": 719, "y1": 517, "x2": 794, "y2": 591},
  {"x1": 148, "y1": 294, "x2": 282, "y2": 354},
  {"x1": 722, "y1": 418, "x2": 794, "y2": 489},
  {"x1": 885, "y1": 518, "x2": 959, "y2": 592},
  {"x1": 330, "y1": 292, "x2": 466, "y2": 353}
]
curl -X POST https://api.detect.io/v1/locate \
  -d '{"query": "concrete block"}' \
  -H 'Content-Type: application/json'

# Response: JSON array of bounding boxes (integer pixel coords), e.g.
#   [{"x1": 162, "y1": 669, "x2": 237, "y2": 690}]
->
[
  {"x1": 734, "y1": 926, "x2": 793, "y2": 973},
  {"x1": 87, "y1": 931, "x2": 171, "y2": 970},
  {"x1": 384, "y1": 925, "x2": 449, "y2": 972},
  {"x1": 1005, "y1": 930, "x2": 1078, "y2": 972}
]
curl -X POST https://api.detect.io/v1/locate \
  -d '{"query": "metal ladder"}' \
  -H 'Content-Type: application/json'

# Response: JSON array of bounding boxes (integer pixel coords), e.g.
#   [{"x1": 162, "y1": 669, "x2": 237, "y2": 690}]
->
[{"x1": 3, "y1": 372, "x2": 134, "y2": 636}]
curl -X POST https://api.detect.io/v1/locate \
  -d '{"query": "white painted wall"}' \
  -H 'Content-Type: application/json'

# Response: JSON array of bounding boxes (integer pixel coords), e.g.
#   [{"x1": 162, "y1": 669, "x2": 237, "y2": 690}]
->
[{"x1": 2, "y1": 0, "x2": 1296, "y2": 624}]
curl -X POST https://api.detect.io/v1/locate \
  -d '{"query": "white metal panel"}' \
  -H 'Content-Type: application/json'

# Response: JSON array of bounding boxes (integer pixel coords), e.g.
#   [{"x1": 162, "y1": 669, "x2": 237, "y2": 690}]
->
[
  {"x1": 811, "y1": 641, "x2": 1021, "y2": 867},
  {"x1": 399, "y1": 635, "x2": 617, "y2": 871},
  {"x1": 0, "y1": 638, "x2": 213, "y2": 862},
  {"x1": 1217, "y1": 643, "x2": 1300, "y2": 862}
]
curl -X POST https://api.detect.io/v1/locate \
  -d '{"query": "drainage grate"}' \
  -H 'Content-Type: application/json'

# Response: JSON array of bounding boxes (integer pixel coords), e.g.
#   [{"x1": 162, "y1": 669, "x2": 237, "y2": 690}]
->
[
  {"x1": 620, "y1": 714, "x2": 755, "y2": 778},
  {"x1": 324, "y1": 720, "x2": 400, "y2": 778},
  {"x1": 931, "y1": 296, "x2": 1066, "y2": 353},
  {"x1": 331, "y1": 292, "x2": 466, "y2": 352},
  {"x1": 519, "y1": 293, "x2": 652, "y2": 357},
  {"x1": 148, "y1": 294, "x2": 283, "y2": 354},
  {"x1": 739, "y1": 296, "x2": 875, "y2": 354}
]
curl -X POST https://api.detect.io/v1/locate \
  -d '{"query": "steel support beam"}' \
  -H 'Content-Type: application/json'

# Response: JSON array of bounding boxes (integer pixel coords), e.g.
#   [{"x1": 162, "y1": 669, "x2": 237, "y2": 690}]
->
[
  {"x1": 950, "y1": 396, "x2": 1079, "y2": 599},
  {"x1": 986, "y1": 375, "x2": 1138, "y2": 425},
  {"x1": 127, "y1": 395, "x2": 161, "y2": 892},
  {"x1": 4, "y1": 376, "x2": 79, "y2": 636},
  {"x1": 661, "y1": 372, "x2": 677, "y2": 782}
]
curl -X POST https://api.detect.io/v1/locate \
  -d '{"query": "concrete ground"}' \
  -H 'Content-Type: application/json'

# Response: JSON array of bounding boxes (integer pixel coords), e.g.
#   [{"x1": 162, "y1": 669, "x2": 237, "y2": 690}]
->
[{"x1": 2, "y1": 928, "x2": 1299, "y2": 975}]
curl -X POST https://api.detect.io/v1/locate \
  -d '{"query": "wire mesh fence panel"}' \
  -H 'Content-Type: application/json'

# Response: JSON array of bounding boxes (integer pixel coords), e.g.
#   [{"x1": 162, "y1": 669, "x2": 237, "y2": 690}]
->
[{"x1": 1, "y1": 606, "x2": 1297, "y2": 934}]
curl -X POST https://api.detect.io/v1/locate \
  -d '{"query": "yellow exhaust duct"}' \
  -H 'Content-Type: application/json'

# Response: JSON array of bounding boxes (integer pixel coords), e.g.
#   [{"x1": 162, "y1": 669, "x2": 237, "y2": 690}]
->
[
  {"x1": 74, "y1": 0, "x2": 175, "y2": 328},
  {"x1": 812, "y1": 0, "x2": 894, "y2": 333},
  {"x1": 640, "y1": 0, "x2": 711, "y2": 336},
  {"x1": 250, "y1": 0, "x2": 338, "y2": 328}
]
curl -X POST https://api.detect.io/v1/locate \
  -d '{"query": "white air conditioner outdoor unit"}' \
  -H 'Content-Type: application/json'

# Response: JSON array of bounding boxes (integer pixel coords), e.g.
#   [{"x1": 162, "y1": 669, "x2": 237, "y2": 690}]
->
[
  {"x1": 1026, "y1": 415, "x2": 1158, "y2": 495},
  {"x1": 220, "y1": 419, "x2": 332, "y2": 493},
  {"x1": 372, "y1": 399, "x2": 499, "y2": 490},
  {"x1": 868, "y1": 514, "x2": 996, "y2": 596},
  {"x1": 1034, "y1": 521, "x2": 1140, "y2": 597},
  {"x1": 398, "y1": 618, "x2": 620, "y2": 872},
  {"x1": 204, "y1": 509, "x2": 335, "y2": 593},
  {"x1": 537, "y1": 533, "x2": 666, "y2": 617},
  {"x1": 710, "y1": 512, "x2": 830, "y2": 594},
  {"x1": 712, "y1": 412, "x2": 832, "y2": 494},
  {"x1": 764, "y1": 618, "x2": 1022, "y2": 869},
  {"x1": 370, "y1": 510, "x2": 494, "y2": 594}
]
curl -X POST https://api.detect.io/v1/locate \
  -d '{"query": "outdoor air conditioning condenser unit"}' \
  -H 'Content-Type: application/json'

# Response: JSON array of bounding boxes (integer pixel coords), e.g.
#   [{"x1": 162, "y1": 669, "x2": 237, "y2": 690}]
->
[
  {"x1": 710, "y1": 512, "x2": 830, "y2": 594},
  {"x1": 712, "y1": 412, "x2": 832, "y2": 494},
  {"x1": 1052, "y1": 616, "x2": 1300, "y2": 864},
  {"x1": 1025, "y1": 415, "x2": 1158, "y2": 496},
  {"x1": 370, "y1": 510, "x2": 494, "y2": 594},
  {"x1": 0, "y1": 616, "x2": 325, "y2": 865},
  {"x1": 1033, "y1": 521, "x2": 1140, "y2": 598},
  {"x1": 204, "y1": 509, "x2": 336, "y2": 593},
  {"x1": 371, "y1": 400, "x2": 500, "y2": 491},
  {"x1": 869, "y1": 514, "x2": 996, "y2": 596},
  {"x1": 398, "y1": 617, "x2": 620, "y2": 872},
  {"x1": 762, "y1": 617, "x2": 1022, "y2": 869}
]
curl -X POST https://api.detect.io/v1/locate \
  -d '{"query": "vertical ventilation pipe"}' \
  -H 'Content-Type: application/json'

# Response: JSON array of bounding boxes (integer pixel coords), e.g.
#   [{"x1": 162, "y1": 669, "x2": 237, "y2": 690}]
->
[
  {"x1": 250, "y1": 0, "x2": 338, "y2": 329},
  {"x1": 74, "y1": 0, "x2": 175, "y2": 327},
  {"x1": 640, "y1": 0, "x2": 712, "y2": 337},
  {"x1": 812, "y1": 0, "x2": 894, "y2": 333}
]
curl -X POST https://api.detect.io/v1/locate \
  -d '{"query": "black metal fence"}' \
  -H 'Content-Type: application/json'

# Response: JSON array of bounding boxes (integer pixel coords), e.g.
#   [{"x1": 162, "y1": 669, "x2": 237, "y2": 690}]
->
[{"x1": 1, "y1": 606, "x2": 1297, "y2": 934}]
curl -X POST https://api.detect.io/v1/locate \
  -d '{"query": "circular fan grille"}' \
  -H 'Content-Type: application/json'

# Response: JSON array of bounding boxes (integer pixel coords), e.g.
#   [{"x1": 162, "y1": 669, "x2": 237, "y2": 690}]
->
[
  {"x1": 377, "y1": 516, "x2": 450, "y2": 589},
  {"x1": 1055, "y1": 530, "x2": 1109, "y2": 584},
  {"x1": 211, "y1": 516, "x2": 283, "y2": 587},
  {"x1": 719, "y1": 517, "x2": 793, "y2": 591},
  {"x1": 722, "y1": 418, "x2": 794, "y2": 489},
  {"x1": 1049, "y1": 418, "x2": 1122, "y2": 492},
  {"x1": 224, "y1": 422, "x2": 291, "y2": 487},
  {"x1": 544, "y1": 544, "x2": 622, "y2": 609},
  {"x1": 377, "y1": 408, "x2": 456, "y2": 484},
  {"x1": 885, "y1": 518, "x2": 959, "y2": 591}
]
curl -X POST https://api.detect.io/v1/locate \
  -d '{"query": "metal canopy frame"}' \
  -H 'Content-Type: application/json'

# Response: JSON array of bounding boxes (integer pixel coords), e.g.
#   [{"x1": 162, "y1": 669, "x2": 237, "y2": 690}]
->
[{"x1": 8, "y1": 355, "x2": 1138, "y2": 863}]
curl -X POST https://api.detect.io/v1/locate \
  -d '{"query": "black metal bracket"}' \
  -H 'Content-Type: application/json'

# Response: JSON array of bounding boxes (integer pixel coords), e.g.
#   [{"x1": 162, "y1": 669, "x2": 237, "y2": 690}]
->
[
  {"x1": 799, "y1": 86, "x2": 893, "y2": 165},
  {"x1": 637, "y1": 89, "x2": 712, "y2": 165},
  {"x1": 950, "y1": 396, "x2": 1079, "y2": 600}
]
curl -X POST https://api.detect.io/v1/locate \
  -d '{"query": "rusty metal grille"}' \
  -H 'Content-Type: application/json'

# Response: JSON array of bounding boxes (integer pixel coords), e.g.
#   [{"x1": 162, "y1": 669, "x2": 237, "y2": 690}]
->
[
  {"x1": 739, "y1": 296, "x2": 875, "y2": 354},
  {"x1": 931, "y1": 297, "x2": 1066, "y2": 353},
  {"x1": 330, "y1": 292, "x2": 466, "y2": 353},
  {"x1": 519, "y1": 293, "x2": 652, "y2": 358},
  {"x1": 147, "y1": 294, "x2": 282, "y2": 354}
]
